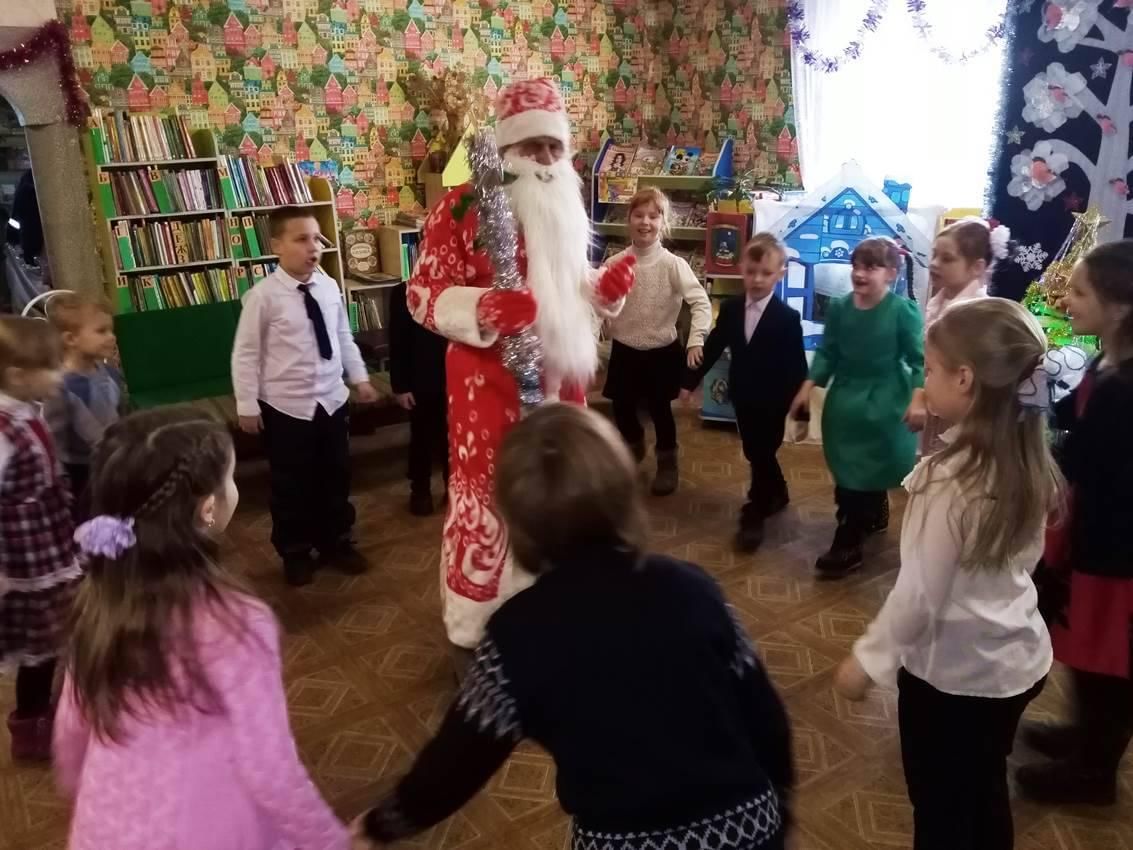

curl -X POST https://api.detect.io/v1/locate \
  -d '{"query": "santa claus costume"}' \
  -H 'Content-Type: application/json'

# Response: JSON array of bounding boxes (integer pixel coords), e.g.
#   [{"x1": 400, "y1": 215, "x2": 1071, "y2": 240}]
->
[{"x1": 407, "y1": 79, "x2": 635, "y2": 648}]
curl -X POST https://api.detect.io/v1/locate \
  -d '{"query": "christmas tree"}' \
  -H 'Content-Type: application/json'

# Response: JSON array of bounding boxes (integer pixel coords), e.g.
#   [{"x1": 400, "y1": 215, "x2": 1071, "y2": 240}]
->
[{"x1": 1023, "y1": 207, "x2": 1102, "y2": 352}]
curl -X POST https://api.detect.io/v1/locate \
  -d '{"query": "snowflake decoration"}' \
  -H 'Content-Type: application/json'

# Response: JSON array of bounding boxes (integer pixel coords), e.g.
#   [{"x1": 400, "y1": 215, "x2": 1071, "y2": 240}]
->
[
  {"x1": 1038, "y1": 1, "x2": 1103, "y2": 53},
  {"x1": 1090, "y1": 57, "x2": 1112, "y2": 79},
  {"x1": 1014, "y1": 242, "x2": 1050, "y2": 272},
  {"x1": 1022, "y1": 63, "x2": 1087, "y2": 132},
  {"x1": 1006, "y1": 126, "x2": 1024, "y2": 144},
  {"x1": 1007, "y1": 140, "x2": 1069, "y2": 211}
]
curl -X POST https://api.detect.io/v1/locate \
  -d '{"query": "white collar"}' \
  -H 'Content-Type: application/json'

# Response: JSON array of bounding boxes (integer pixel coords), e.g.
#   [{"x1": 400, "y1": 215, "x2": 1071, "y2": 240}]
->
[
  {"x1": 278, "y1": 267, "x2": 321, "y2": 290},
  {"x1": 746, "y1": 291, "x2": 774, "y2": 309},
  {"x1": 0, "y1": 391, "x2": 37, "y2": 420}
]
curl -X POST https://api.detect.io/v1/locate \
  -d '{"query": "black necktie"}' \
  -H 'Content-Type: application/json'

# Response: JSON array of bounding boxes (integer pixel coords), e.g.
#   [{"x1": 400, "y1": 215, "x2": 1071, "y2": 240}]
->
[{"x1": 297, "y1": 283, "x2": 333, "y2": 360}]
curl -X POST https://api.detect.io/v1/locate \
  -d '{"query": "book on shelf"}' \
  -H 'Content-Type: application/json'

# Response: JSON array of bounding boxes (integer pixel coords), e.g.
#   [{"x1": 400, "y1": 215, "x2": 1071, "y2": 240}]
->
[
  {"x1": 116, "y1": 218, "x2": 226, "y2": 269},
  {"x1": 697, "y1": 152, "x2": 719, "y2": 176},
  {"x1": 121, "y1": 266, "x2": 242, "y2": 312},
  {"x1": 600, "y1": 239, "x2": 628, "y2": 263},
  {"x1": 598, "y1": 144, "x2": 635, "y2": 175},
  {"x1": 597, "y1": 174, "x2": 638, "y2": 204},
  {"x1": 629, "y1": 147, "x2": 666, "y2": 176},
  {"x1": 352, "y1": 289, "x2": 385, "y2": 331},
  {"x1": 92, "y1": 109, "x2": 196, "y2": 163},
  {"x1": 103, "y1": 167, "x2": 223, "y2": 217},
  {"x1": 686, "y1": 203, "x2": 710, "y2": 229},
  {"x1": 393, "y1": 211, "x2": 426, "y2": 229},
  {"x1": 603, "y1": 205, "x2": 629, "y2": 224},
  {"x1": 662, "y1": 146, "x2": 701, "y2": 176},
  {"x1": 343, "y1": 229, "x2": 383, "y2": 278},
  {"x1": 669, "y1": 201, "x2": 694, "y2": 227},
  {"x1": 218, "y1": 155, "x2": 313, "y2": 209}
]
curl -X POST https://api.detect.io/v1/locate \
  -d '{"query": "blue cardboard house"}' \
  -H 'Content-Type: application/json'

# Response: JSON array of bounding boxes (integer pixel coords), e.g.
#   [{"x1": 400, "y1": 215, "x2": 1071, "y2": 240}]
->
[{"x1": 767, "y1": 161, "x2": 931, "y2": 350}]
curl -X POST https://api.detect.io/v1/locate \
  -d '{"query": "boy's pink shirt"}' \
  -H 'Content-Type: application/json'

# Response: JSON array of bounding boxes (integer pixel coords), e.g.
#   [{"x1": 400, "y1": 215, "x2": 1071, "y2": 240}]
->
[{"x1": 54, "y1": 596, "x2": 349, "y2": 850}]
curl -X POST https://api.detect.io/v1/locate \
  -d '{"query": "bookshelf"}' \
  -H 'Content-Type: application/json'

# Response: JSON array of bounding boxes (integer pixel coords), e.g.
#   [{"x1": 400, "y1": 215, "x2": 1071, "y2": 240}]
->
[
  {"x1": 589, "y1": 137, "x2": 734, "y2": 274},
  {"x1": 84, "y1": 110, "x2": 347, "y2": 407}
]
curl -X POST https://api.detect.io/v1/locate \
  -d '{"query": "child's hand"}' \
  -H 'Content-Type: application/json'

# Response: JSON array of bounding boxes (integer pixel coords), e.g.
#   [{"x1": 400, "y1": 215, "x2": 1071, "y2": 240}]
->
[
  {"x1": 239, "y1": 415, "x2": 263, "y2": 435},
  {"x1": 834, "y1": 655, "x2": 873, "y2": 702},
  {"x1": 354, "y1": 381, "x2": 379, "y2": 405},
  {"x1": 686, "y1": 346, "x2": 704, "y2": 368},
  {"x1": 395, "y1": 392, "x2": 416, "y2": 410},
  {"x1": 788, "y1": 388, "x2": 810, "y2": 421},
  {"x1": 903, "y1": 400, "x2": 927, "y2": 432}
]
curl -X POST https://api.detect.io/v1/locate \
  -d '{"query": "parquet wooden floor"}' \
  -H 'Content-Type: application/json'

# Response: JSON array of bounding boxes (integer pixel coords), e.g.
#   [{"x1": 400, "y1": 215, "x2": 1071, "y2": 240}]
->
[{"x1": 2, "y1": 407, "x2": 1131, "y2": 849}]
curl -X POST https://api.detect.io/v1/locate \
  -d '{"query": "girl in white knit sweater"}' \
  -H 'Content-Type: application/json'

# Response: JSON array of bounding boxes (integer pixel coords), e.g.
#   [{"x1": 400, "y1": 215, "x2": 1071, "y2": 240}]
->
[{"x1": 603, "y1": 187, "x2": 712, "y2": 496}]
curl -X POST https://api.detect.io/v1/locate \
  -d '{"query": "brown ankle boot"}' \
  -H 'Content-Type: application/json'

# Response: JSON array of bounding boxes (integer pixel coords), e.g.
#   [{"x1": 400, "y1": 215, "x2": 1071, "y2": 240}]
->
[
  {"x1": 652, "y1": 449, "x2": 679, "y2": 496},
  {"x1": 7, "y1": 711, "x2": 53, "y2": 762}
]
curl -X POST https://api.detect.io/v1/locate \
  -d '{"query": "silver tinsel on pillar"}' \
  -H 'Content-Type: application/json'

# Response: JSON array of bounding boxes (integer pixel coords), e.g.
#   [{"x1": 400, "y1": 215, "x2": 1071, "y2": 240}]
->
[{"x1": 468, "y1": 128, "x2": 545, "y2": 408}]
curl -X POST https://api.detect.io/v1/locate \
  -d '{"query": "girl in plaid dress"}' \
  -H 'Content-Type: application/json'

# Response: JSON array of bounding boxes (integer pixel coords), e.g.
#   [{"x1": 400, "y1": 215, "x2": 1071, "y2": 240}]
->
[{"x1": 1, "y1": 317, "x2": 81, "y2": 761}]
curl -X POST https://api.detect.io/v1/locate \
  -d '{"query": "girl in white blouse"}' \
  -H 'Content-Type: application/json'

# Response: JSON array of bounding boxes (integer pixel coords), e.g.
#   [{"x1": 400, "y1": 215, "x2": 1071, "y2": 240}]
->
[
  {"x1": 920, "y1": 219, "x2": 1009, "y2": 455},
  {"x1": 834, "y1": 298, "x2": 1063, "y2": 850}
]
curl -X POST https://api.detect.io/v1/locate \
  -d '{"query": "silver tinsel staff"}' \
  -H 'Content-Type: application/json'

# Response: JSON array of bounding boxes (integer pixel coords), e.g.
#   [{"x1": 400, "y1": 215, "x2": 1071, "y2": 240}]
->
[{"x1": 467, "y1": 128, "x2": 545, "y2": 408}]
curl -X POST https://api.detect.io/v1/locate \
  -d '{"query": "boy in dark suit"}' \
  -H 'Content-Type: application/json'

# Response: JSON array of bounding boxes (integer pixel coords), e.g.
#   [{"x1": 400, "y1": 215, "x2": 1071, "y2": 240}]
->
[
  {"x1": 682, "y1": 234, "x2": 808, "y2": 552},
  {"x1": 389, "y1": 281, "x2": 449, "y2": 515}
]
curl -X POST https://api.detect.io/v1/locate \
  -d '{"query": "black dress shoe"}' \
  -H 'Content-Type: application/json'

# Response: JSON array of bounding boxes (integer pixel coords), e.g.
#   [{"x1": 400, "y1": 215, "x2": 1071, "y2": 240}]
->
[
  {"x1": 320, "y1": 542, "x2": 369, "y2": 575},
  {"x1": 736, "y1": 519, "x2": 765, "y2": 553},
  {"x1": 409, "y1": 490, "x2": 434, "y2": 516},
  {"x1": 763, "y1": 493, "x2": 790, "y2": 517},
  {"x1": 284, "y1": 556, "x2": 316, "y2": 587},
  {"x1": 1016, "y1": 761, "x2": 1117, "y2": 806},
  {"x1": 1020, "y1": 721, "x2": 1080, "y2": 760},
  {"x1": 815, "y1": 544, "x2": 863, "y2": 579}
]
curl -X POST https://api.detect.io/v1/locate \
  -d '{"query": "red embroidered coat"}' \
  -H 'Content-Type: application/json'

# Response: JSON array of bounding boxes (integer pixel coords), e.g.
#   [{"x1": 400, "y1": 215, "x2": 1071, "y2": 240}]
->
[{"x1": 408, "y1": 184, "x2": 612, "y2": 648}]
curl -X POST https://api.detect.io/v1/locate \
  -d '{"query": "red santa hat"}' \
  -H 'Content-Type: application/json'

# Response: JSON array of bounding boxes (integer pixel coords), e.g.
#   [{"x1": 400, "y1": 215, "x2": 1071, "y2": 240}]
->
[{"x1": 494, "y1": 78, "x2": 572, "y2": 151}]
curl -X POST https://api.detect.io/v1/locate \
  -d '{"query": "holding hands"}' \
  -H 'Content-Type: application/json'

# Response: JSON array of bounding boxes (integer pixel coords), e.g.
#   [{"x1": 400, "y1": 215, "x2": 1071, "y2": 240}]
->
[
  {"x1": 478, "y1": 288, "x2": 538, "y2": 336},
  {"x1": 596, "y1": 255, "x2": 636, "y2": 305},
  {"x1": 788, "y1": 381, "x2": 814, "y2": 422},
  {"x1": 833, "y1": 655, "x2": 873, "y2": 702}
]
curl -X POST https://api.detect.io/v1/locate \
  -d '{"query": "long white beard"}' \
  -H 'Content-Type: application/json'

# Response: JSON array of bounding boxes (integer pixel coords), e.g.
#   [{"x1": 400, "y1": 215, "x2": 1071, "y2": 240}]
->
[{"x1": 503, "y1": 150, "x2": 598, "y2": 386}]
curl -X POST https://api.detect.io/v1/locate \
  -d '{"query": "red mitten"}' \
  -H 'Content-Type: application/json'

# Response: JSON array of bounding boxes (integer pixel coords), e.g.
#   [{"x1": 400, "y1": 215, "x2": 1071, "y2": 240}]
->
[
  {"x1": 597, "y1": 255, "x2": 636, "y2": 304},
  {"x1": 478, "y1": 288, "x2": 537, "y2": 335}
]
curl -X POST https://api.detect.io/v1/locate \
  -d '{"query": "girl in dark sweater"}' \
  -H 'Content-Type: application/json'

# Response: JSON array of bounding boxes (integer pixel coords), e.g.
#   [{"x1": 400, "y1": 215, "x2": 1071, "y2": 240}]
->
[
  {"x1": 352, "y1": 404, "x2": 794, "y2": 850},
  {"x1": 1018, "y1": 240, "x2": 1133, "y2": 806}
]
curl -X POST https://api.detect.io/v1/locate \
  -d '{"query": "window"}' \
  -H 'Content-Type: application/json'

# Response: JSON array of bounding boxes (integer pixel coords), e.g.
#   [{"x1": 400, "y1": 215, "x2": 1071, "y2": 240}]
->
[{"x1": 791, "y1": 0, "x2": 1007, "y2": 208}]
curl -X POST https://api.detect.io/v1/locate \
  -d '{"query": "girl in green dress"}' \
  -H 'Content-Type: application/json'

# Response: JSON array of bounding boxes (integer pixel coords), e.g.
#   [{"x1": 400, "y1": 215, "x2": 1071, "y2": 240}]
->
[{"x1": 790, "y1": 237, "x2": 926, "y2": 577}]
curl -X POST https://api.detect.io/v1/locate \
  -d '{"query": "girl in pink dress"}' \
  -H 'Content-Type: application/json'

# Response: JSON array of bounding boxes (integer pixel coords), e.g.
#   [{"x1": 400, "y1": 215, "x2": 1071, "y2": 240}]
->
[{"x1": 54, "y1": 407, "x2": 349, "y2": 850}]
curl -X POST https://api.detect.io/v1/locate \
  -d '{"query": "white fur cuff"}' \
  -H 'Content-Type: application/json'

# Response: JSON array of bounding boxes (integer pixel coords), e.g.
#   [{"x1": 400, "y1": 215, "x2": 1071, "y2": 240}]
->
[{"x1": 434, "y1": 286, "x2": 500, "y2": 349}]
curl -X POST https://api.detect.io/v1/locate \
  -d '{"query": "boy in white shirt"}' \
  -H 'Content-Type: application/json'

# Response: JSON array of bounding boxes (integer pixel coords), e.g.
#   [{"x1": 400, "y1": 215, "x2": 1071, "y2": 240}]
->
[{"x1": 232, "y1": 207, "x2": 378, "y2": 585}]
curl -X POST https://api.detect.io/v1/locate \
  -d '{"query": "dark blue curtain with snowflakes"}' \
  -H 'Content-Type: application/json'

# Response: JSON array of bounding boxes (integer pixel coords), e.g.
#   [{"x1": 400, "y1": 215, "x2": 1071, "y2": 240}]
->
[{"x1": 989, "y1": 0, "x2": 1133, "y2": 301}]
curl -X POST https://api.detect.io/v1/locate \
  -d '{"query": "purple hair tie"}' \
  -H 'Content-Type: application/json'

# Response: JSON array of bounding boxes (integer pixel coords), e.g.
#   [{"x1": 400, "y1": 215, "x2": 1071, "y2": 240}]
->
[{"x1": 74, "y1": 516, "x2": 137, "y2": 559}]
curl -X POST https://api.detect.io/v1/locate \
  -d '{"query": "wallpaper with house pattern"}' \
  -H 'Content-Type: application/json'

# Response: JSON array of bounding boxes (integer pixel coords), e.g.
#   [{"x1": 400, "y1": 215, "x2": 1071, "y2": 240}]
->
[{"x1": 57, "y1": 0, "x2": 799, "y2": 229}]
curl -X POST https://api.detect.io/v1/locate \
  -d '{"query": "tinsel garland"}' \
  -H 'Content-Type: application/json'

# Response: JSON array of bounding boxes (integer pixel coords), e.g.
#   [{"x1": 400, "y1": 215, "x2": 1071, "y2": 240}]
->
[
  {"x1": 789, "y1": 0, "x2": 1033, "y2": 73},
  {"x1": 467, "y1": 129, "x2": 544, "y2": 408},
  {"x1": 0, "y1": 21, "x2": 88, "y2": 127},
  {"x1": 787, "y1": 0, "x2": 887, "y2": 73}
]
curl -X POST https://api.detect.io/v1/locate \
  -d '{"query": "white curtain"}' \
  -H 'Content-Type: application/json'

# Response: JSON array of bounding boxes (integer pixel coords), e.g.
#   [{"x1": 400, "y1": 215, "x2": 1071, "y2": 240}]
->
[{"x1": 791, "y1": 0, "x2": 1007, "y2": 209}]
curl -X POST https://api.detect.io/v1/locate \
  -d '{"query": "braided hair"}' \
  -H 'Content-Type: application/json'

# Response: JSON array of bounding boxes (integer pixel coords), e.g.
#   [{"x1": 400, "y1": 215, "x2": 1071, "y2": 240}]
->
[{"x1": 66, "y1": 407, "x2": 248, "y2": 742}]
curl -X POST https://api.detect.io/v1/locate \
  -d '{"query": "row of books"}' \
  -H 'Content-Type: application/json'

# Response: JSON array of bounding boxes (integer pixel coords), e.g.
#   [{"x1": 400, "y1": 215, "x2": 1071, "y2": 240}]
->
[
  {"x1": 598, "y1": 145, "x2": 718, "y2": 178},
  {"x1": 351, "y1": 290, "x2": 385, "y2": 331},
  {"x1": 599, "y1": 239, "x2": 707, "y2": 279},
  {"x1": 101, "y1": 168, "x2": 223, "y2": 218},
  {"x1": 228, "y1": 212, "x2": 273, "y2": 259},
  {"x1": 219, "y1": 156, "x2": 313, "y2": 208},
  {"x1": 121, "y1": 267, "x2": 244, "y2": 312},
  {"x1": 602, "y1": 202, "x2": 709, "y2": 228},
  {"x1": 92, "y1": 110, "x2": 197, "y2": 163},
  {"x1": 114, "y1": 218, "x2": 226, "y2": 270}
]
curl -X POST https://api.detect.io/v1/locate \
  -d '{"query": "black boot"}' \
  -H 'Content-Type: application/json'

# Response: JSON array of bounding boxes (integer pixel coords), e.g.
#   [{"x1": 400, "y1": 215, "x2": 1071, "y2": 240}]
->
[
  {"x1": 283, "y1": 553, "x2": 316, "y2": 587},
  {"x1": 652, "y1": 449, "x2": 679, "y2": 497},
  {"x1": 866, "y1": 492, "x2": 889, "y2": 535},
  {"x1": 628, "y1": 440, "x2": 647, "y2": 465},
  {"x1": 1016, "y1": 760, "x2": 1117, "y2": 806},
  {"x1": 409, "y1": 484, "x2": 434, "y2": 517},
  {"x1": 1020, "y1": 721, "x2": 1080, "y2": 760},
  {"x1": 736, "y1": 505, "x2": 765, "y2": 553},
  {"x1": 815, "y1": 522, "x2": 863, "y2": 578}
]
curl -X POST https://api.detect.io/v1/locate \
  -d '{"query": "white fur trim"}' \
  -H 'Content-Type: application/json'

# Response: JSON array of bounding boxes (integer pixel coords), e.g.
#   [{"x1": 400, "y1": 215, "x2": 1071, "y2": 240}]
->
[
  {"x1": 495, "y1": 110, "x2": 571, "y2": 149},
  {"x1": 443, "y1": 547, "x2": 535, "y2": 649},
  {"x1": 433, "y1": 286, "x2": 500, "y2": 349}
]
